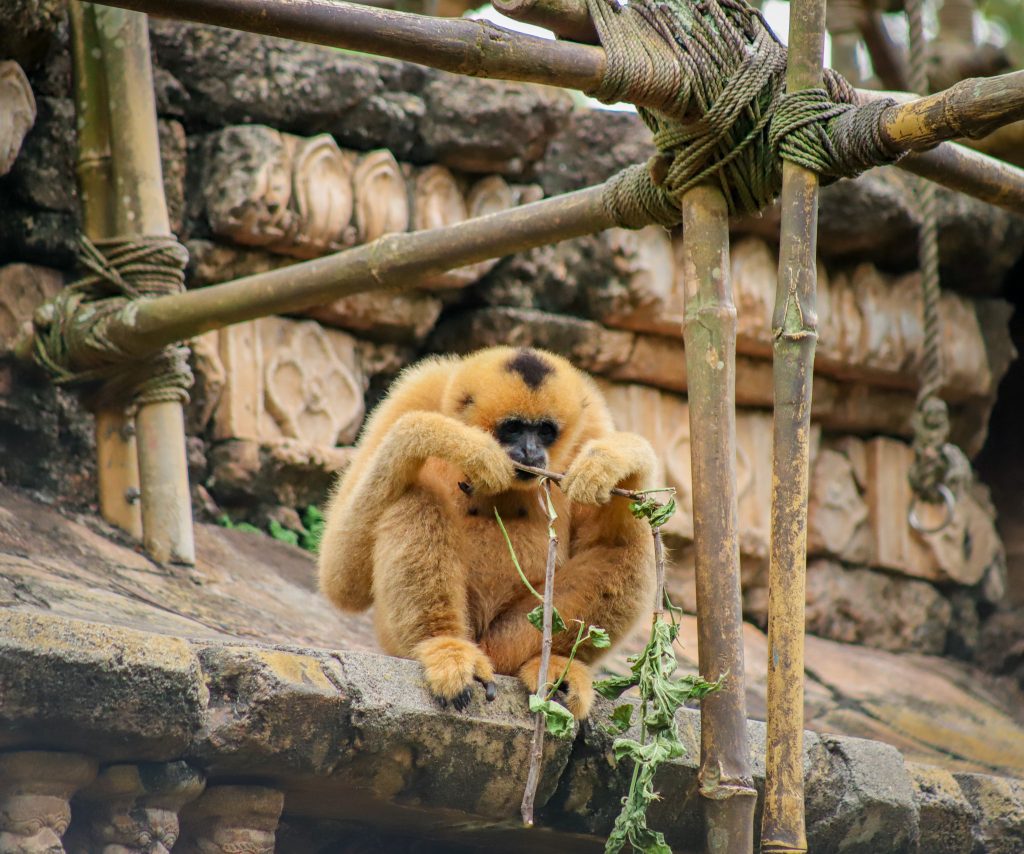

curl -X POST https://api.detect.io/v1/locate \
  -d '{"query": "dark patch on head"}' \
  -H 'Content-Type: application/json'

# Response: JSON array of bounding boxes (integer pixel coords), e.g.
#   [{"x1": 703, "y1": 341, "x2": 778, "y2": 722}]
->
[
  {"x1": 506, "y1": 349, "x2": 553, "y2": 390},
  {"x1": 458, "y1": 393, "x2": 475, "y2": 411}
]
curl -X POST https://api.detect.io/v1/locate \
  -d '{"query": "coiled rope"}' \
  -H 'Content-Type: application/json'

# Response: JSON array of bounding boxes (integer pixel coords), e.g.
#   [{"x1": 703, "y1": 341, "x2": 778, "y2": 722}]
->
[
  {"x1": 31, "y1": 235, "x2": 193, "y2": 411},
  {"x1": 589, "y1": 0, "x2": 907, "y2": 226}
]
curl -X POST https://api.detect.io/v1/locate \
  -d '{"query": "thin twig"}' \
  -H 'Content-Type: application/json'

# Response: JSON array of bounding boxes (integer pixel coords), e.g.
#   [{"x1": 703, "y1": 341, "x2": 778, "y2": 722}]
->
[
  {"x1": 511, "y1": 462, "x2": 673, "y2": 503},
  {"x1": 521, "y1": 478, "x2": 559, "y2": 827}
]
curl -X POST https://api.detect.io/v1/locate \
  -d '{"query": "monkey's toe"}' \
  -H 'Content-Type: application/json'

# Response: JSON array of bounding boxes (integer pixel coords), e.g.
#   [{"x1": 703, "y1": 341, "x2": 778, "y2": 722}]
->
[
  {"x1": 518, "y1": 655, "x2": 594, "y2": 720},
  {"x1": 452, "y1": 688, "x2": 473, "y2": 712},
  {"x1": 414, "y1": 636, "x2": 496, "y2": 711}
]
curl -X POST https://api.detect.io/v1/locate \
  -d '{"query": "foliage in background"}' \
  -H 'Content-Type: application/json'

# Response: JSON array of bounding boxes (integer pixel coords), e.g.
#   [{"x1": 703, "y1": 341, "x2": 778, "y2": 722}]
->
[
  {"x1": 981, "y1": 0, "x2": 1024, "y2": 67},
  {"x1": 217, "y1": 505, "x2": 324, "y2": 553}
]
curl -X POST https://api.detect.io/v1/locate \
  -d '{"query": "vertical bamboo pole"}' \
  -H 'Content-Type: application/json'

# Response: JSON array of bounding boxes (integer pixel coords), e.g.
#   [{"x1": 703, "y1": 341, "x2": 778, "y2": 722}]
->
[
  {"x1": 93, "y1": 6, "x2": 195, "y2": 564},
  {"x1": 761, "y1": 0, "x2": 827, "y2": 850},
  {"x1": 70, "y1": 1, "x2": 144, "y2": 540},
  {"x1": 681, "y1": 185, "x2": 757, "y2": 854}
]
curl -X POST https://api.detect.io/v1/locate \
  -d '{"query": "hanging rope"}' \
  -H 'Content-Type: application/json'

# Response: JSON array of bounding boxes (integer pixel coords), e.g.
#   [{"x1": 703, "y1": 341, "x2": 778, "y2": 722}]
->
[
  {"x1": 31, "y1": 235, "x2": 193, "y2": 412},
  {"x1": 905, "y1": 0, "x2": 967, "y2": 533},
  {"x1": 587, "y1": 0, "x2": 907, "y2": 226}
]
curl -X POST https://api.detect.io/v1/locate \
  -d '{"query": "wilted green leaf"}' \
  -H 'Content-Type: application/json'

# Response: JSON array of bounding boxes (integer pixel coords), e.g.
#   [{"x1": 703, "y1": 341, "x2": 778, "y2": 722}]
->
[
  {"x1": 594, "y1": 673, "x2": 638, "y2": 700},
  {"x1": 529, "y1": 695, "x2": 575, "y2": 739},
  {"x1": 589, "y1": 626, "x2": 611, "y2": 648},
  {"x1": 527, "y1": 605, "x2": 567, "y2": 634},
  {"x1": 607, "y1": 703, "x2": 634, "y2": 734}
]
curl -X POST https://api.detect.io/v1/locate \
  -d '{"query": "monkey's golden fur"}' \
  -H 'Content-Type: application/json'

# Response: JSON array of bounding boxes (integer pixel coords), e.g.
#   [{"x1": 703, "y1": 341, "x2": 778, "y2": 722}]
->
[{"x1": 318, "y1": 346, "x2": 657, "y2": 718}]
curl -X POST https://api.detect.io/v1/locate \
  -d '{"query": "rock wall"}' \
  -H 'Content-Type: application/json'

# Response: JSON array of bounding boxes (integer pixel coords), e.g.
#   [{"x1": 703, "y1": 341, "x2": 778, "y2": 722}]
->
[{"x1": 1, "y1": 15, "x2": 1023, "y2": 711}]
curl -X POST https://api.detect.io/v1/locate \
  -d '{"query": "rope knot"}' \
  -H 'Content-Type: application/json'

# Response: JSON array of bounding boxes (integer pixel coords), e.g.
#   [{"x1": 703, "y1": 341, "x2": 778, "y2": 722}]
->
[{"x1": 31, "y1": 235, "x2": 193, "y2": 411}]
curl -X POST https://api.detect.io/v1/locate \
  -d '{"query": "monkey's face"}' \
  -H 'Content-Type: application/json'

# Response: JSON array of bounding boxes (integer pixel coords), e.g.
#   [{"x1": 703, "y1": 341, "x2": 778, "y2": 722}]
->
[{"x1": 494, "y1": 416, "x2": 560, "y2": 480}]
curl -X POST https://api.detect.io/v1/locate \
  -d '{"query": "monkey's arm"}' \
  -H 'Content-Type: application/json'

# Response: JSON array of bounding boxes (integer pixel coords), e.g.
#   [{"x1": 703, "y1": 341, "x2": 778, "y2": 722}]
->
[{"x1": 318, "y1": 410, "x2": 515, "y2": 612}]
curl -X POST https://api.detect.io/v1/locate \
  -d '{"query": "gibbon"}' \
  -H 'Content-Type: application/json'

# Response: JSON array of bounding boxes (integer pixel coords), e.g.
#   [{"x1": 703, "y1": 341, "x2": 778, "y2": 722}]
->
[{"x1": 318, "y1": 346, "x2": 657, "y2": 719}]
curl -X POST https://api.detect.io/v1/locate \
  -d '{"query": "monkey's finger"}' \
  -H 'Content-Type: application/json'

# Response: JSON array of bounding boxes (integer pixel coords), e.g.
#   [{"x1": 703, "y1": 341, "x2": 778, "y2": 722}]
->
[
  {"x1": 452, "y1": 687, "x2": 473, "y2": 712},
  {"x1": 475, "y1": 676, "x2": 498, "y2": 702}
]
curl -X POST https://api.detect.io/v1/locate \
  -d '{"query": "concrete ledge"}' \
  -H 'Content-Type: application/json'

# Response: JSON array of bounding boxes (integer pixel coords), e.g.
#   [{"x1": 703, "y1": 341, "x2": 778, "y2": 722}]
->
[{"x1": 0, "y1": 609, "x2": 1022, "y2": 852}]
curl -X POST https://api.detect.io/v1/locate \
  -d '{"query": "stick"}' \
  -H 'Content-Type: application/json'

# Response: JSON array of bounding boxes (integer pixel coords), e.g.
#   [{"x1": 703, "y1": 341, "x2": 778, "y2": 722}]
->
[{"x1": 520, "y1": 478, "x2": 559, "y2": 828}]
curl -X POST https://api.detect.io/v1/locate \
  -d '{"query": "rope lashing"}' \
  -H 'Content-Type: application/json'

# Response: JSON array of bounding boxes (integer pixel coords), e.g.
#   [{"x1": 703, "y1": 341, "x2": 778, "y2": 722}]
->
[
  {"x1": 587, "y1": 0, "x2": 907, "y2": 225},
  {"x1": 904, "y1": 0, "x2": 962, "y2": 533},
  {"x1": 31, "y1": 235, "x2": 193, "y2": 412}
]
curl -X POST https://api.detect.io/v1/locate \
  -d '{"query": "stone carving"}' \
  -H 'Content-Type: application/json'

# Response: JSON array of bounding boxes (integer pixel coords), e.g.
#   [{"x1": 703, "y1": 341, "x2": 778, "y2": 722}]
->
[
  {"x1": 176, "y1": 786, "x2": 283, "y2": 854},
  {"x1": 203, "y1": 127, "x2": 359, "y2": 260},
  {"x1": 807, "y1": 448, "x2": 871, "y2": 565},
  {"x1": 0, "y1": 264, "x2": 63, "y2": 352},
  {"x1": 211, "y1": 317, "x2": 366, "y2": 448},
  {"x1": 353, "y1": 149, "x2": 410, "y2": 244},
  {"x1": 66, "y1": 761, "x2": 205, "y2": 854},
  {"x1": 0, "y1": 61, "x2": 36, "y2": 177},
  {"x1": 285, "y1": 134, "x2": 357, "y2": 258},
  {"x1": 0, "y1": 751, "x2": 97, "y2": 854}
]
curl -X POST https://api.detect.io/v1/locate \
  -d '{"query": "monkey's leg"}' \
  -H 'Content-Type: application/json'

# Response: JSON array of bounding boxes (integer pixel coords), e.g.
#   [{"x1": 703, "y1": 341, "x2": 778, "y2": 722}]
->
[{"x1": 373, "y1": 488, "x2": 496, "y2": 711}]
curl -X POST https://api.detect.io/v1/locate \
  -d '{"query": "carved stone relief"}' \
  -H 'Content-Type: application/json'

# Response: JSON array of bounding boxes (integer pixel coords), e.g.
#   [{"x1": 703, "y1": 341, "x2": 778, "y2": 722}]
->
[
  {"x1": 175, "y1": 785, "x2": 283, "y2": 854},
  {"x1": 0, "y1": 264, "x2": 63, "y2": 352},
  {"x1": 66, "y1": 761, "x2": 205, "y2": 854},
  {"x1": 0, "y1": 61, "x2": 36, "y2": 177},
  {"x1": 211, "y1": 317, "x2": 366, "y2": 448},
  {"x1": 0, "y1": 750, "x2": 97, "y2": 854},
  {"x1": 353, "y1": 149, "x2": 410, "y2": 244}
]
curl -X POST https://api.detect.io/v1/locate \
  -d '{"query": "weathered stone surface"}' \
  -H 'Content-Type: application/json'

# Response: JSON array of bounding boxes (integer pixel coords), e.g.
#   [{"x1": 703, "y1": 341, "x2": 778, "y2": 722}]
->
[
  {"x1": 976, "y1": 609, "x2": 1024, "y2": 688},
  {"x1": 0, "y1": 358, "x2": 96, "y2": 507},
  {"x1": 0, "y1": 61, "x2": 36, "y2": 178},
  {"x1": 206, "y1": 439, "x2": 354, "y2": 511},
  {"x1": 0, "y1": 262, "x2": 62, "y2": 351},
  {"x1": 908, "y1": 763, "x2": 975, "y2": 854},
  {"x1": 5, "y1": 96, "x2": 76, "y2": 213},
  {"x1": 303, "y1": 289, "x2": 443, "y2": 344},
  {"x1": 954, "y1": 773, "x2": 1024, "y2": 854},
  {"x1": 800, "y1": 560, "x2": 952, "y2": 655},
  {"x1": 159, "y1": 118, "x2": 188, "y2": 237},
  {"x1": 418, "y1": 74, "x2": 572, "y2": 175},
  {"x1": 0, "y1": 610, "x2": 203, "y2": 760},
  {"x1": 0, "y1": 751, "x2": 97, "y2": 854},
  {"x1": 537, "y1": 108, "x2": 655, "y2": 197},
  {"x1": 177, "y1": 785, "x2": 283, "y2": 854},
  {"x1": 67, "y1": 761, "x2": 206, "y2": 854},
  {"x1": 185, "y1": 238, "x2": 296, "y2": 287},
  {"x1": 807, "y1": 448, "x2": 871, "y2": 564},
  {"x1": 0, "y1": 0, "x2": 65, "y2": 67},
  {"x1": 210, "y1": 317, "x2": 365, "y2": 447}
]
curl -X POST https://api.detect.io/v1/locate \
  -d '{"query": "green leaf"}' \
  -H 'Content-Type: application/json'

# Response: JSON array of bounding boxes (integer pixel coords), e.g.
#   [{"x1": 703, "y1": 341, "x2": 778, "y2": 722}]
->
[
  {"x1": 495, "y1": 508, "x2": 542, "y2": 601},
  {"x1": 589, "y1": 626, "x2": 611, "y2": 648},
  {"x1": 528, "y1": 695, "x2": 575, "y2": 739},
  {"x1": 299, "y1": 505, "x2": 325, "y2": 552},
  {"x1": 594, "y1": 673, "x2": 638, "y2": 700},
  {"x1": 527, "y1": 605, "x2": 567, "y2": 634},
  {"x1": 235, "y1": 522, "x2": 261, "y2": 534},
  {"x1": 606, "y1": 703, "x2": 634, "y2": 734}
]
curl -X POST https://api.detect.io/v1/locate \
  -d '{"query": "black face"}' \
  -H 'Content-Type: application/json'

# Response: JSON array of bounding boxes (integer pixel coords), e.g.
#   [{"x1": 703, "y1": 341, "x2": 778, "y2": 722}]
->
[{"x1": 495, "y1": 417, "x2": 559, "y2": 479}]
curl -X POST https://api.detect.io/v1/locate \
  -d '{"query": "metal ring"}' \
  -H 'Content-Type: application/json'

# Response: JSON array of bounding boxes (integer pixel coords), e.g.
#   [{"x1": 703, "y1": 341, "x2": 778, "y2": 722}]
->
[{"x1": 908, "y1": 483, "x2": 956, "y2": 534}]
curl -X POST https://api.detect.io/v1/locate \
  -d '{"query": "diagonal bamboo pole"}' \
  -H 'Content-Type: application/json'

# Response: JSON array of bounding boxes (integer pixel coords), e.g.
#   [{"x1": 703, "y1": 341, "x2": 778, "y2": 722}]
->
[
  {"x1": 93, "y1": 5, "x2": 195, "y2": 565},
  {"x1": 94, "y1": 0, "x2": 1024, "y2": 215},
  {"x1": 761, "y1": 0, "x2": 828, "y2": 849},
  {"x1": 681, "y1": 184, "x2": 757, "y2": 854},
  {"x1": 70, "y1": 1, "x2": 144, "y2": 540}
]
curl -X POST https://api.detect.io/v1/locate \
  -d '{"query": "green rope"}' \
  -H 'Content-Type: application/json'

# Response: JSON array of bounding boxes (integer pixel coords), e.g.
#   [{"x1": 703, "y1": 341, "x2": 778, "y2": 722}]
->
[
  {"x1": 904, "y1": 0, "x2": 964, "y2": 528},
  {"x1": 31, "y1": 235, "x2": 193, "y2": 412},
  {"x1": 588, "y1": 0, "x2": 907, "y2": 224}
]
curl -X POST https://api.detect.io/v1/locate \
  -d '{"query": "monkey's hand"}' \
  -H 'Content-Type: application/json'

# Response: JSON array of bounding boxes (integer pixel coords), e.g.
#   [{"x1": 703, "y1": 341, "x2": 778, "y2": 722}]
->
[
  {"x1": 561, "y1": 433, "x2": 657, "y2": 505},
  {"x1": 388, "y1": 411, "x2": 515, "y2": 494},
  {"x1": 414, "y1": 637, "x2": 497, "y2": 711},
  {"x1": 519, "y1": 655, "x2": 594, "y2": 720}
]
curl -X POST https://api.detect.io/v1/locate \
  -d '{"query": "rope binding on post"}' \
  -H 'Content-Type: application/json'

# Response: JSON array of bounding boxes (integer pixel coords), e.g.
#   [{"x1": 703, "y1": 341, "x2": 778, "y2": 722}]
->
[
  {"x1": 30, "y1": 235, "x2": 193, "y2": 412},
  {"x1": 588, "y1": 0, "x2": 907, "y2": 227}
]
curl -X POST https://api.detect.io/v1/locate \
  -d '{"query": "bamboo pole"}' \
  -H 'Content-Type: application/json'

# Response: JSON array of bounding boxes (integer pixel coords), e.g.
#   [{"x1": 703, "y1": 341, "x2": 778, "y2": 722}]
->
[
  {"x1": 761, "y1": 0, "x2": 827, "y2": 849},
  {"x1": 681, "y1": 184, "x2": 757, "y2": 854},
  {"x1": 93, "y1": 6, "x2": 195, "y2": 565},
  {"x1": 93, "y1": 0, "x2": 1024, "y2": 214},
  {"x1": 70, "y1": 2, "x2": 144, "y2": 540},
  {"x1": 85, "y1": 185, "x2": 613, "y2": 356}
]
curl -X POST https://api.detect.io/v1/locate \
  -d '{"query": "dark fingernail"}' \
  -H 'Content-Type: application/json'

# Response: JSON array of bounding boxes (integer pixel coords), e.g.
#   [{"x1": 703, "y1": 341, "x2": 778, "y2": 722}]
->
[
  {"x1": 454, "y1": 688, "x2": 472, "y2": 711},
  {"x1": 485, "y1": 681, "x2": 497, "y2": 702}
]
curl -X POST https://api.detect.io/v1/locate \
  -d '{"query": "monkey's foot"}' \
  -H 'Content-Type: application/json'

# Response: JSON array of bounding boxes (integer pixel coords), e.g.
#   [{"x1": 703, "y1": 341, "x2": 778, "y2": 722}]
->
[
  {"x1": 414, "y1": 636, "x2": 497, "y2": 712},
  {"x1": 518, "y1": 655, "x2": 594, "y2": 720}
]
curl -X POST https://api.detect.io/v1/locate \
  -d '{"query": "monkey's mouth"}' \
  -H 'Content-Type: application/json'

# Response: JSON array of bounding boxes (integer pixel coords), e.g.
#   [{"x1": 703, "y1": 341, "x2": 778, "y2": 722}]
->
[{"x1": 515, "y1": 469, "x2": 537, "y2": 481}]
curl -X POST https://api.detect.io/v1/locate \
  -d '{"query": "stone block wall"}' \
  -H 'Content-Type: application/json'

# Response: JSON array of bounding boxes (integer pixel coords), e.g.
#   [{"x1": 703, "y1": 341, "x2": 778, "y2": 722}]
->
[{"x1": 1, "y1": 15, "x2": 1023, "y2": 695}]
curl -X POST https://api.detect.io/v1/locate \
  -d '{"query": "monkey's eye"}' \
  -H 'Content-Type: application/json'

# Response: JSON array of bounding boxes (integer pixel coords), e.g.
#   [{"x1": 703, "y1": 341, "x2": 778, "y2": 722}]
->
[
  {"x1": 537, "y1": 420, "x2": 559, "y2": 445},
  {"x1": 496, "y1": 419, "x2": 527, "y2": 444}
]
